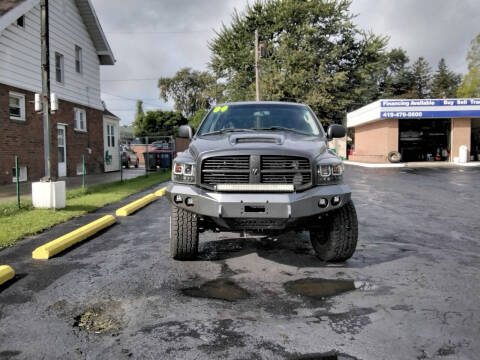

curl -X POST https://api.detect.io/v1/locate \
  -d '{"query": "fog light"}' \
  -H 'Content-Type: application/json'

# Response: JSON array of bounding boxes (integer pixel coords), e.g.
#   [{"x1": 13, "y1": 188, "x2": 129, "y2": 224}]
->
[
  {"x1": 318, "y1": 198, "x2": 328, "y2": 208},
  {"x1": 174, "y1": 195, "x2": 183, "y2": 204},
  {"x1": 185, "y1": 197, "x2": 194, "y2": 207},
  {"x1": 331, "y1": 195, "x2": 341, "y2": 206}
]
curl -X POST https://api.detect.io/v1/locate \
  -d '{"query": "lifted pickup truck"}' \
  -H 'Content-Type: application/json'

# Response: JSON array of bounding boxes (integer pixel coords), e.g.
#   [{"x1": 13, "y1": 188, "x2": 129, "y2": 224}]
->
[{"x1": 166, "y1": 102, "x2": 358, "y2": 262}]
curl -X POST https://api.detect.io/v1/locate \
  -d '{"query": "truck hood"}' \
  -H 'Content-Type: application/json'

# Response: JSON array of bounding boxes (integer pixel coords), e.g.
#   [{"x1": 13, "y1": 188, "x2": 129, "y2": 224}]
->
[{"x1": 188, "y1": 131, "x2": 328, "y2": 160}]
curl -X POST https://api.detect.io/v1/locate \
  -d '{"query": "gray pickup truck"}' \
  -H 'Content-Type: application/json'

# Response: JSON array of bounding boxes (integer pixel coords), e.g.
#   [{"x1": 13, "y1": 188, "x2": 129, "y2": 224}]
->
[{"x1": 166, "y1": 102, "x2": 358, "y2": 262}]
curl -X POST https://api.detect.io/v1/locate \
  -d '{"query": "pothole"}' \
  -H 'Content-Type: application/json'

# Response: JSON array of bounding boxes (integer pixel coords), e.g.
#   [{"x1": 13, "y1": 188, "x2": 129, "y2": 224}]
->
[
  {"x1": 295, "y1": 352, "x2": 359, "y2": 360},
  {"x1": 284, "y1": 278, "x2": 356, "y2": 300},
  {"x1": 181, "y1": 279, "x2": 250, "y2": 302},
  {"x1": 73, "y1": 302, "x2": 123, "y2": 334}
]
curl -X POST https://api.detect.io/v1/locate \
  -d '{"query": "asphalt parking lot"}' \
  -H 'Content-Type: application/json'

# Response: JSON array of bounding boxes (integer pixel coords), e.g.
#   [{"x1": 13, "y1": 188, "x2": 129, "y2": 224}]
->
[{"x1": 0, "y1": 165, "x2": 479, "y2": 360}]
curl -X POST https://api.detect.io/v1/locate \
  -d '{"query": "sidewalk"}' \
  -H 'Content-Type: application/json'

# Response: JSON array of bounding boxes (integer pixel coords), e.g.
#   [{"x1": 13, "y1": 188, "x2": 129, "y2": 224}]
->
[
  {"x1": 344, "y1": 160, "x2": 480, "y2": 168},
  {"x1": 0, "y1": 168, "x2": 148, "y2": 204}
]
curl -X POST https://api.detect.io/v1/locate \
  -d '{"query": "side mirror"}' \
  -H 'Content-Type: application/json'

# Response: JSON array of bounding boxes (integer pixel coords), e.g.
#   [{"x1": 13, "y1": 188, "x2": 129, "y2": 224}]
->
[
  {"x1": 327, "y1": 124, "x2": 346, "y2": 140},
  {"x1": 178, "y1": 125, "x2": 193, "y2": 139}
]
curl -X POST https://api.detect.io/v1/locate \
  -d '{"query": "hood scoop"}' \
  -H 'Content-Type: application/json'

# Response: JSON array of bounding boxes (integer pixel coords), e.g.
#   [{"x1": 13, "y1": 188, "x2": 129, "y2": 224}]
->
[{"x1": 230, "y1": 134, "x2": 284, "y2": 145}]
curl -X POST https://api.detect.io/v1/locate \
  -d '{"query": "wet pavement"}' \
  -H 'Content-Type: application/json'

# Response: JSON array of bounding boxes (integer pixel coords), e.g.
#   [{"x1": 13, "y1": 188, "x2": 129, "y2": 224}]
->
[{"x1": 0, "y1": 166, "x2": 479, "y2": 359}]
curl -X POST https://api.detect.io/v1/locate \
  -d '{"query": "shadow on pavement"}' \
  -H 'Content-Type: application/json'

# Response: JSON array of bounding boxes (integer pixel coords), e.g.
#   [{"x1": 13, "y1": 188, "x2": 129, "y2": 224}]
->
[
  {"x1": 0, "y1": 273, "x2": 27, "y2": 294},
  {"x1": 198, "y1": 232, "x2": 414, "y2": 269}
]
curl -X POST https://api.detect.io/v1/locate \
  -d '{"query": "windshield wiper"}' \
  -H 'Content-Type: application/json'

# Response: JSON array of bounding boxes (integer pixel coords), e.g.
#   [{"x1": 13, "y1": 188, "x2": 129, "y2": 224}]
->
[
  {"x1": 254, "y1": 126, "x2": 311, "y2": 136},
  {"x1": 201, "y1": 128, "x2": 255, "y2": 136}
]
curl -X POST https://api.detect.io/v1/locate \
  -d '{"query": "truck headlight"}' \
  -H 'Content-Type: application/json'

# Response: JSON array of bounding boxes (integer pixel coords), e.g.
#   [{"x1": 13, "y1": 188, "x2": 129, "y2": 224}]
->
[
  {"x1": 317, "y1": 163, "x2": 343, "y2": 185},
  {"x1": 172, "y1": 161, "x2": 196, "y2": 183}
]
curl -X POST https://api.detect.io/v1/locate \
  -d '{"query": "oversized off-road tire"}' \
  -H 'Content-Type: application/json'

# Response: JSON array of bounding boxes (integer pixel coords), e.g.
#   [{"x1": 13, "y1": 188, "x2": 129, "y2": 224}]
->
[
  {"x1": 310, "y1": 200, "x2": 358, "y2": 262},
  {"x1": 170, "y1": 205, "x2": 199, "y2": 260}
]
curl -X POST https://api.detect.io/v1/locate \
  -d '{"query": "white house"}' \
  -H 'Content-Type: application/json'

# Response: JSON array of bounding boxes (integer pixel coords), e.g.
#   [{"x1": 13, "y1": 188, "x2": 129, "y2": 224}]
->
[{"x1": 0, "y1": 0, "x2": 116, "y2": 184}]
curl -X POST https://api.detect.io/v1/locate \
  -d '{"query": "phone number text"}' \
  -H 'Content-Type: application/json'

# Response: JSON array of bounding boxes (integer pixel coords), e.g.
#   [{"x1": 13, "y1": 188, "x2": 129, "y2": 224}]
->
[{"x1": 381, "y1": 112, "x2": 423, "y2": 118}]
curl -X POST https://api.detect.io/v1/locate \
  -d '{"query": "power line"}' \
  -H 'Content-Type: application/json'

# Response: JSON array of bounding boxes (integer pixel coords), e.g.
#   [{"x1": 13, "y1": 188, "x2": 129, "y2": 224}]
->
[
  {"x1": 101, "y1": 91, "x2": 171, "y2": 109},
  {"x1": 101, "y1": 78, "x2": 158, "y2": 82},
  {"x1": 104, "y1": 29, "x2": 212, "y2": 35},
  {"x1": 105, "y1": 97, "x2": 161, "y2": 101}
]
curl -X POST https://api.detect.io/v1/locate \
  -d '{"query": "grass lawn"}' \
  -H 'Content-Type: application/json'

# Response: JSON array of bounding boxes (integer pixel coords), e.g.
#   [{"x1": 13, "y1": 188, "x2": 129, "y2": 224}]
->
[{"x1": 0, "y1": 171, "x2": 170, "y2": 249}]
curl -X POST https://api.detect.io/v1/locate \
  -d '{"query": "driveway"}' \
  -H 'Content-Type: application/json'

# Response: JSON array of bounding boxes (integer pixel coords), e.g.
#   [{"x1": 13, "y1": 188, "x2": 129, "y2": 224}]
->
[{"x1": 0, "y1": 166, "x2": 479, "y2": 359}]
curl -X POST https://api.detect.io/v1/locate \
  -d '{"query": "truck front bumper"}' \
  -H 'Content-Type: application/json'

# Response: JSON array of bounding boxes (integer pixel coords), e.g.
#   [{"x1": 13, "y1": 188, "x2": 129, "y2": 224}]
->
[{"x1": 166, "y1": 183, "x2": 351, "y2": 219}]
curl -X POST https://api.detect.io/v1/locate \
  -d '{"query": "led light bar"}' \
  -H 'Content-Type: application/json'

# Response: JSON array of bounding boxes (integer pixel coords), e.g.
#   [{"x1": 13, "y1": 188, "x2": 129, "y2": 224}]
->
[{"x1": 215, "y1": 184, "x2": 294, "y2": 192}]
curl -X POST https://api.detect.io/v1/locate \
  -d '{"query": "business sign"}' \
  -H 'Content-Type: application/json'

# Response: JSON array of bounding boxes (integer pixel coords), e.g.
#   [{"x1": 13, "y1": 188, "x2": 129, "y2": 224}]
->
[
  {"x1": 379, "y1": 98, "x2": 480, "y2": 119},
  {"x1": 381, "y1": 99, "x2": 480, "y2": 107}
]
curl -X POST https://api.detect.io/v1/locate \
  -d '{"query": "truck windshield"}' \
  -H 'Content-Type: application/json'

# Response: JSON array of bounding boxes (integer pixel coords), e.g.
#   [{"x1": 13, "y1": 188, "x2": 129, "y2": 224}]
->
[{"x1": 197, "y1": 103, "x2": 322, "y2": 136}]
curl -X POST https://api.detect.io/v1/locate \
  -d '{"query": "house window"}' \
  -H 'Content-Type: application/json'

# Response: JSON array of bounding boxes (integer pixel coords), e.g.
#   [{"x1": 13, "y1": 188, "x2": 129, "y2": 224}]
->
[
  {"x1": 76, "y1": 163, "x2": 85, "y2": 175},
  {"x1": 12, "y1": 166, "x2": 27, "y2": 182},
  {"x1": 17, "y1": 16, "x2": 25, "y2": 28},
  {"x1": 75, "y1": 45, "x2": 82, "y2": 74},
  {"x1": 74, "y1": 108, "x2": 87, "y2": 131},
  {"x1": 55, "y1": 52, "x2": 64, "y2": 83},
  {"x1": 9, "y1": 92, "x2": 26, "y2": 121},
  {"x1": 107, "y1": 124, "x2": 115, "y2": 147}
]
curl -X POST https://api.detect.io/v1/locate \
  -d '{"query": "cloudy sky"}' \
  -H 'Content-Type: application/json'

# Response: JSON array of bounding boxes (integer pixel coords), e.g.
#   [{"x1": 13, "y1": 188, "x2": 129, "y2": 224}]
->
[{"x1": 92, "y1": 0, "x2": 480, "y2": 125}]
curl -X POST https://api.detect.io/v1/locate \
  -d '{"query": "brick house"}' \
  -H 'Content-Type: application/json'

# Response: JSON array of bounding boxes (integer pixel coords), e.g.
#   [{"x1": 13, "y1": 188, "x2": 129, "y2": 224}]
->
[{"x1": 0, "y1": 0, "x2": 115, "y2": 184}]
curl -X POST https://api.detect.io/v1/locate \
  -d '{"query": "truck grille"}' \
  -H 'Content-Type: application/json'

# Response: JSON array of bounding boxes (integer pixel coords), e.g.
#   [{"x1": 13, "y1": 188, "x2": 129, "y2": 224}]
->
[
  {"x1": 201, "y1": 155, "x2": 312, "y2": 190},
  {"x1": 202, "y1": 156, "x2": 250, "y2": 170},
  {"x1": 202, "y1": 156, "x2": 250, "y2": 185},
  {"x1": 261, "y1": 156, "x2": 310, "y2": 170},
  {"x1": 261, "y1": 156, "x2": 311, "y2": 187}
]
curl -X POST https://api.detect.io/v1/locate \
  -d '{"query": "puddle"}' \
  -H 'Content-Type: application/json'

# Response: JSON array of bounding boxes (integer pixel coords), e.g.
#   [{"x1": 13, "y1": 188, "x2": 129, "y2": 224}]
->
[
  {"x1": 73, "y1": 302, "x2": 123, "y2": 334},
  {"x1": 284, "y1": 278, "x2": 355, "y2": 300},
  {"x1": 181, "y1": 279, "x2": 250, "y2": 302},
  {"x1": 295, "y1": 352, "x2": 359, "y2": 360}
]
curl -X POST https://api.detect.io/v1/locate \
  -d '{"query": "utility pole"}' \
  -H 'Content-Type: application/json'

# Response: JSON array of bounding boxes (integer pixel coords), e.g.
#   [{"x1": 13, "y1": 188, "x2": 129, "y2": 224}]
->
[
  {"x1": 255, "y1": 29, "x2": 261, "y2": 101},
  {"x1": 40, "y1": 0, "x2": 51, "y2": 180}
]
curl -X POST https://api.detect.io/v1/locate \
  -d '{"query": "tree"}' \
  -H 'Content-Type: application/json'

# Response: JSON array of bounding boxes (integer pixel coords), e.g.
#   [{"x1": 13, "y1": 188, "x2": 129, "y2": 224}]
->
[
  {"x1": 158, "y1": 68, "x2": 216, "y2": 117},
  {"x1": 431, "y1": 58, "x2": 461, "y2": 98},
  {"x1": 380, "y1": 48, "x2": 414, "y2": 98},
  {"x1": 407, "y1": 57, "x2": 432, "y2": 98},
  {"x1": 134, "y1": 110, "x2": 187, "y2": 137},
  {"x1": 458, "y1": 34, "x2": 480, "y2": 98},
  {"x1": 133, "y1": 100, "x2": 145, "y2": 129},
  {"x1": 209, "y1": 0, "x2": 388, "y2": 125},
  {"x1": 188, "y1": 108, "x2": 208, "y2": 130}
]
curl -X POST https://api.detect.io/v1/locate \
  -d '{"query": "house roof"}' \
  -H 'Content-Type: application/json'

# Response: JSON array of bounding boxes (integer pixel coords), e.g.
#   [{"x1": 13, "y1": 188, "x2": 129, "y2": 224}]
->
[
  {"x1": 103, "y1": 108, "x2": 120, "y2": 120},
  {"x1": 0, "y1": 0, "x2": 115, "y2": 65},
  {"x1": 0, "y1": 0, "x2": 26, "y2": 16}
]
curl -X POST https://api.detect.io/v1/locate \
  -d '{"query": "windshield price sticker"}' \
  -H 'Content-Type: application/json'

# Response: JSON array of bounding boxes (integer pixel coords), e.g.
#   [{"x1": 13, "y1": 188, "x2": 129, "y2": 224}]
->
[
  {"x1": 382, "y1": 111, "x2": 423, "y2": 118},
  {"x1": 213, "y1": 105, "x2": 229, "y2": 113}
]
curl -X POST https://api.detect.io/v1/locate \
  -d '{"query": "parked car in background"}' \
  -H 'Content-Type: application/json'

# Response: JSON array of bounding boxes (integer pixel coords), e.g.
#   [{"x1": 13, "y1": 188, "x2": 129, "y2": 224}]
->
[
  {"x1": 151, "y1": 139, "x2": 173, "y2": 150},
  {"x1": 121, "y1": 145, "x2": 139, "y2": 168}
]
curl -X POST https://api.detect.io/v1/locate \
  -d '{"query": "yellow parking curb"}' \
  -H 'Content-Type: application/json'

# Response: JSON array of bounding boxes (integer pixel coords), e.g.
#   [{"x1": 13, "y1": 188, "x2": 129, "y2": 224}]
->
[
  {"x1": 32, "y1": 215, "x2": 116, "y2": 260},
  {"x1": 115, "y1": 193, "x2": 157, "y2": 216},
  {"x1": 154, "y1": 187, "x2": 167, "y2": 197},
  {"x1": 0, "y1": 265, "x2": 15, "y2": 285}
]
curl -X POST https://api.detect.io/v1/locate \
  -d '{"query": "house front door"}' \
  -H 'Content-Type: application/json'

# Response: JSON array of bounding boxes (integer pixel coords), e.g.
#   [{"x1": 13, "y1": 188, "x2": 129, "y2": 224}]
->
[
  {"x1": 104, "y1": 119, "x2": 120, "y2": 172},
  {"x1": 57, "y1": 125, "x2": 67, "y2": 177}
]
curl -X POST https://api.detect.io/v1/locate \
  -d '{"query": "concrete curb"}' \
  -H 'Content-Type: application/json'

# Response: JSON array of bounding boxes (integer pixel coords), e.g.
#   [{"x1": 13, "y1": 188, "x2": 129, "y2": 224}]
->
[
  {"x1": 344, "y1": 161, "x2": 405, "y2": 168},
  {"x1": 345, "y1": 160, "x2": 480, "y2": 168},
  {"x1": 154, "y1": 187, "x2": 167, "y2": 197},
  {"x1": 115, "y1": 193, "x2": 157, "y2": 216},
  {"x1": 32, "y1": 215, "x2": 117, "y2": 260},
  {"x1": 0, "y1": 265, "x2": 15, "y2": 285},
  {"x1": 452, "y1": 162, "x2": 480, "y2": 167}
]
